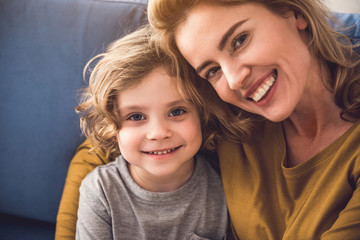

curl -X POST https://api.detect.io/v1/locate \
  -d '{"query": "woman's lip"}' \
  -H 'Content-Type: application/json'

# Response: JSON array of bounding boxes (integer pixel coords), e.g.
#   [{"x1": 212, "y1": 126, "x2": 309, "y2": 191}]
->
[
  {"x1": 252, "y1": 73, "x2": 278, "y2": 106},
  {"x1": 244, "y1": 70, "x2": 276, "y2": 99}
]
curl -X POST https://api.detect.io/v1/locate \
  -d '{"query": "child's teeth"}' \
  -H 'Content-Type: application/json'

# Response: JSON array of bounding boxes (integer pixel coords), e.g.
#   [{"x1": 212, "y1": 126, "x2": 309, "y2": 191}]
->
[{"x1": 151, "y1": 148, "x2": 175, "y2": 155}]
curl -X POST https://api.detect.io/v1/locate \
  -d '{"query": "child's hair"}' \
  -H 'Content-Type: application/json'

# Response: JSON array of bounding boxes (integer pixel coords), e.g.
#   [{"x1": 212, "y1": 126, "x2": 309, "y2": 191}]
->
[
  {"x1": 148, "y1": 0, "x2": 360, "y2": 121},
  {"x1": 76, "y1": 25, "x2": 250, "y2": 158}
]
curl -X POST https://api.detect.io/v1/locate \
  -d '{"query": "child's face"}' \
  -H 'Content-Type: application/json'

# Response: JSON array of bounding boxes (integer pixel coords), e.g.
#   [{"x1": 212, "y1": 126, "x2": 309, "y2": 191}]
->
[{"x1": 116, "y1": 66, "x2": 202, "y2": 191}]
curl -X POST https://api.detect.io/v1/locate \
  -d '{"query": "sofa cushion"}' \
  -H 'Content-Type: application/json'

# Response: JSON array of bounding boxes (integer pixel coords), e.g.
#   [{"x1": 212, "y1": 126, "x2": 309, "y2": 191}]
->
[
  {"x1": 0, "y1": 213, "x2": 55, "y2": 240},
  {"x1": 331, "y1": 12, "x2": 360, "y2": 52},
  {"x1": 0, "y1": 0, "x2": 148, "y2": 223}
]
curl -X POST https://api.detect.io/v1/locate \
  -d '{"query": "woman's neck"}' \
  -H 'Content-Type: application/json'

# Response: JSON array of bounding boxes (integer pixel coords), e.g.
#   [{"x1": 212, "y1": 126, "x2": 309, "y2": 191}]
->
[{"x1": 282, "y1": 68, "x2": 353, "y2": 167}]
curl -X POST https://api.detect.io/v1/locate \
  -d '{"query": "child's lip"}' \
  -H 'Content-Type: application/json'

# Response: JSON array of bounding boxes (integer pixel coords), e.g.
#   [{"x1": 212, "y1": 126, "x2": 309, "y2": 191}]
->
[{"x1": 142, "y1": 146, "x2": 182, "y2": 155}]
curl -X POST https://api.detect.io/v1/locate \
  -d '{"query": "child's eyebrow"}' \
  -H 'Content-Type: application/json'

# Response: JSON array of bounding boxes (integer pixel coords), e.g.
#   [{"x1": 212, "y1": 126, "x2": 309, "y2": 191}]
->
[
  {"x1": 118, "y1": 105, "x2": 144, "y2": 113},
  {"x1": 118, "y1": 99, "x2": 189, "y2": 113},
  {"x1": 167, "y1": 99, "x2": 189, "y2": 108}
]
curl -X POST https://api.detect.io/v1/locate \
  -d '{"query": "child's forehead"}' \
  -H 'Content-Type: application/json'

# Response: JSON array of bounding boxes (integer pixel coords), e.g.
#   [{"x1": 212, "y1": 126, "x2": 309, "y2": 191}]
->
[
  {"x1": 118, "y1": 66, "x2": 187, "y2": 103},
  {"x1": 141, "y1": 65, "x2": 179, "y2": 87},
  {"x1": 118, "y1": 65, "x2": 174, "y2": 90}
]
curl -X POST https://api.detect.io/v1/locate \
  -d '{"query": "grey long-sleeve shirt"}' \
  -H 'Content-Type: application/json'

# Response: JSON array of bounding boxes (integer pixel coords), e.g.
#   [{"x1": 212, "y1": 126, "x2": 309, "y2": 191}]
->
[{"x1": 76, "y1": 153, "x2": 230, "y2": 240}]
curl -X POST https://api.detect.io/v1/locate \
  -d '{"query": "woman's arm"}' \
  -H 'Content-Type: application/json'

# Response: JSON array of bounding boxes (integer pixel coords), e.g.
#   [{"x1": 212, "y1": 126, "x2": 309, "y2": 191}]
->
[
  {"x1": 55, "y1": 139, "x2": 111, "y2": 240},
  {"x1": 321, "y1": 163, "x2": 360, "y2": 240}
]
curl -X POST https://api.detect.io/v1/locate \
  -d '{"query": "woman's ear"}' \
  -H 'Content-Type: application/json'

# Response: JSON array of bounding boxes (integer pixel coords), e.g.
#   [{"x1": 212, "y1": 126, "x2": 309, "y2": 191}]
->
[{"x1": 294, "y1": 12, "x2": 308, "y2": 30}]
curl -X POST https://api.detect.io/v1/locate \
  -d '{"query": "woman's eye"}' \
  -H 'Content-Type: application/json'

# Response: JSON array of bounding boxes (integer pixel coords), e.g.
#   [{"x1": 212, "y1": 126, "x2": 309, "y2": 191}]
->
[
  {"x1": 232, "y1": 33, "x2": 248, "y2": 50},
  {"x1": 127, "y1": 114, "x2": 145, "y2": 121},
  {"x1": 169, "y1": 108, "x2": 186, "y2": 117},
  {"x1": 205, "y1": 66, "x2": 221, "y2": 81}
]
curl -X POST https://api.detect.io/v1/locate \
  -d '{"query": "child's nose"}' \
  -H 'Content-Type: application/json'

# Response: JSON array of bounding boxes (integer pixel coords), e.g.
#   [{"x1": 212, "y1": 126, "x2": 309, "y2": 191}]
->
[{"x1": 146, "y1": 119, "x2": 173, "y2": 140}]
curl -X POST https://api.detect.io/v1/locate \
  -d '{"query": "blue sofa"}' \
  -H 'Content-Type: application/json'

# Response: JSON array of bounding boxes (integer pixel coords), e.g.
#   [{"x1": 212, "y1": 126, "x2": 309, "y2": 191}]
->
[
  {"x1": 0, "y1": 0, "x2": 147, "y2": 239},
  {"x1": 0, "y1": 0, "x2": 359, "y2": 239}
]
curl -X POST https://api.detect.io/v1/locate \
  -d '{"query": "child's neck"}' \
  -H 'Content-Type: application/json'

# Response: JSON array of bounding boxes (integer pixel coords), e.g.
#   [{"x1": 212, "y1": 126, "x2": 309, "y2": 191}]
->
[{"x1": 127, "y1": 158, "x2": 195, "y2": 192}]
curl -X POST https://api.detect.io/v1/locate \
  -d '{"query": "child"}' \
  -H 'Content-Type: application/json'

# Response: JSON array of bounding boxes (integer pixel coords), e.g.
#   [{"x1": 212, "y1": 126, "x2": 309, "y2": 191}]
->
[{"x1": 75, "y1": 25, "x2": 243, "y2": 239}]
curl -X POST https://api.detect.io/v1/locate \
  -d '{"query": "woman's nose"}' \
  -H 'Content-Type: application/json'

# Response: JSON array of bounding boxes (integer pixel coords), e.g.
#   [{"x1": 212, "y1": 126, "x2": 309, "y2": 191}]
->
[
  {"x1": 146, "y1": 119, "x2": 173, "y2": 141},
  {"x1": 222, "y1": 61, "x2": 250, "y2": 90}
]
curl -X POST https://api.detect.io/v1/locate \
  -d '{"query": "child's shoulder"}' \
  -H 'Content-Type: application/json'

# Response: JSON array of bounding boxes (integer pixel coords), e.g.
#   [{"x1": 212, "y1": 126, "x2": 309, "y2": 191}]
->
[
  {"x1": 196, "y1": 150, "x2": 221, "y2": 175},
  {"x1": 80, "y1": 156, "x2": 123, "y2": 190}
]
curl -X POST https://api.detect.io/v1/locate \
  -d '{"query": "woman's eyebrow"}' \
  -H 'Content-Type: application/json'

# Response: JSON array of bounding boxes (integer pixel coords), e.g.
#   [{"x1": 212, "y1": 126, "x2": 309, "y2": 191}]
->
[
  {"x1": 196, "y1": 60, "x2": 212, "y2": 75},
  {"x1": 218, "y1": 19, "x2": 249, "y2": 51},
  {"x1": 196, "y1": 19, "x2": 249, "y2": 74}
]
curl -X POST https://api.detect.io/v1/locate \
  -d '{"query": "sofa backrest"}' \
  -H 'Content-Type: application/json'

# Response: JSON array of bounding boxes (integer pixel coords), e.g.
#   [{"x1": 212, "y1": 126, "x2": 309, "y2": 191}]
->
[{"x1": 0, "y1": 0, "x2": 148, "y2": 223}]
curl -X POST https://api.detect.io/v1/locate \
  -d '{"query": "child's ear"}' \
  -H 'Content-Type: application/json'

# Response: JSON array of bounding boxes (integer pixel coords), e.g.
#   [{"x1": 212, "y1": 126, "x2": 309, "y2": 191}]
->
[
  {"x1": 113, "y1": 131, "x2": 119, "y2": 144},
  {"x1": 294, "y1": 12, "x2": 308, "y2": 30}
]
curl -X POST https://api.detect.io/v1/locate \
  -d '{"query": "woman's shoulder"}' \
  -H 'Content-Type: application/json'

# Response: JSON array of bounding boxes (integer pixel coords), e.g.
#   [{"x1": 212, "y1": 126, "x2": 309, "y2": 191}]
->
[
  {"x1": 216, "y1": 120, "x2": 284, "y2": 170},
  {"x1": 341, "y1": 120, "x2": 360, "y2": 147}
]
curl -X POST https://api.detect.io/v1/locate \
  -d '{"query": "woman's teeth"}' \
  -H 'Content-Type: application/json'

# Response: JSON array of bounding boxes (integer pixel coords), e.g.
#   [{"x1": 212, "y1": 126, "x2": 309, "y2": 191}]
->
[
  {"x1": 149, "y1": 148, "x2": 176, "y2": 155},
  {"x1": 252, "y1": 74, "x2": 276, "y2": 102}
]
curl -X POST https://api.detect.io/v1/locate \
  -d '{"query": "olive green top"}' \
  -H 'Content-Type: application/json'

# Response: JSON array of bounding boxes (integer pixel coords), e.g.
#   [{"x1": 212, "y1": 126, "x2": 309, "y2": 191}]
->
[{"x1": 218, "y1": 120, "x2": 360, "y2": 240}]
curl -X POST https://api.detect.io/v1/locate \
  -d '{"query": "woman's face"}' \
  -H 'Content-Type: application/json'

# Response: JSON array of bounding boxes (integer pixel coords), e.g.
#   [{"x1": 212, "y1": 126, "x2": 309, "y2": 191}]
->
[{"x1": 175, "y1": 2, "x2": 313, "y2": 122}]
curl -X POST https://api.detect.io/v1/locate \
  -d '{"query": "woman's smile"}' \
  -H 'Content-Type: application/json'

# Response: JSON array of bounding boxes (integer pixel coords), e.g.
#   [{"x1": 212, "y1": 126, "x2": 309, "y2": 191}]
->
[
  {"x1": 246, "y1": 70, "x2": 277, "y2": 102},
  {"x1": 175, "y1": 2, "x2": 313, "y2": 121}
]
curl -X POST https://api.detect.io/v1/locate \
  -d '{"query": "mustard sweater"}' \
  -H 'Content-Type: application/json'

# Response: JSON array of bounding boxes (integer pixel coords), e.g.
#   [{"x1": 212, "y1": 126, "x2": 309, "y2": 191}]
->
[
  {"x1": 55, "y1": 140, "x2": 111, "y2": 240},
  {"x1": 218, "y1": 120, "x2": 360, "y2": 240}
]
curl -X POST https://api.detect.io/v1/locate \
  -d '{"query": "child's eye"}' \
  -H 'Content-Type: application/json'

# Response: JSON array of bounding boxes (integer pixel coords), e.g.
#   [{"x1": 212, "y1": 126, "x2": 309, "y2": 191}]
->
[
  {"x1": 169, "y1": 108, "x2": 186, "y2": 117},
  {"x1": 127, "y1": 113, "x2": 145, "y2": 121},
  {"x1": 232, "y1": 33, "x2": 248, "y2": 51},
  {"x1": 205, "y1": 66, "x2": 221, "y2": 82}
]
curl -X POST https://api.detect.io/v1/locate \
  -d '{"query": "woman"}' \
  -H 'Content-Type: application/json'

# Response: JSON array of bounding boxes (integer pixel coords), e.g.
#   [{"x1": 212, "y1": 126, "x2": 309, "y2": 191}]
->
[{"x1": 147, "y1": 0, "x2": 360, "y2": 239}]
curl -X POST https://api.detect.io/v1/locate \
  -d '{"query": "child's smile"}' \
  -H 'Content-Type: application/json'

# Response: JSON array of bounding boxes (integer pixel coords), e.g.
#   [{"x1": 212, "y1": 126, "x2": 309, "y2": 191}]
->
[{"x1": 116, "y1": 66, "x2": 202, "y2": 191}]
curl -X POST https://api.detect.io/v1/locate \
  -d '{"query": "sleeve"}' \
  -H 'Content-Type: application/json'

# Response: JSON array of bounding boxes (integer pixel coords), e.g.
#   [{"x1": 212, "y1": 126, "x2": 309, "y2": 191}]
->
[
  {"x1": 76, "y1": 176, "x2": 112, "y2": 240},
  {"x1": 55, "y1": 139, "x2": 111, "y2": 240},
  {"x1": 321, "y1": 159, "x2": 360, "y2": 240}
]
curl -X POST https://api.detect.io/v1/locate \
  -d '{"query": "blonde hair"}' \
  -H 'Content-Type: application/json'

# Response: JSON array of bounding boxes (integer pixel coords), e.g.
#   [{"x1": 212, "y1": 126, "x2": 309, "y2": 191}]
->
[
  {"x1": 148, "y1": 0, "x2": 360, "y2": 121},
  {"x1": 76, "y1": 25, "x2": 249, "y2": 158}
]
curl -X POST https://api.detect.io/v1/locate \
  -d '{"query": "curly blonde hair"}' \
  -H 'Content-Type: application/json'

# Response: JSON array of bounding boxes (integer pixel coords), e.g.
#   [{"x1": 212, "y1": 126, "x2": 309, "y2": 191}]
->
[
  {"x1": 76, "y1": 25, "x2": 250, "y2": 158},
  {"x1": 148, "y1": 0, "x2": 360, "y2": 122}
]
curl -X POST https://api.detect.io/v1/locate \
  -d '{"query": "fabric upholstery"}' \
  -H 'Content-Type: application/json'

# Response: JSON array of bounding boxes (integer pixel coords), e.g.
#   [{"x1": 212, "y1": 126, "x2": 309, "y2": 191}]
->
[{"x1": 0, "y1": 0, "x2": 148, "y2": 223}]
